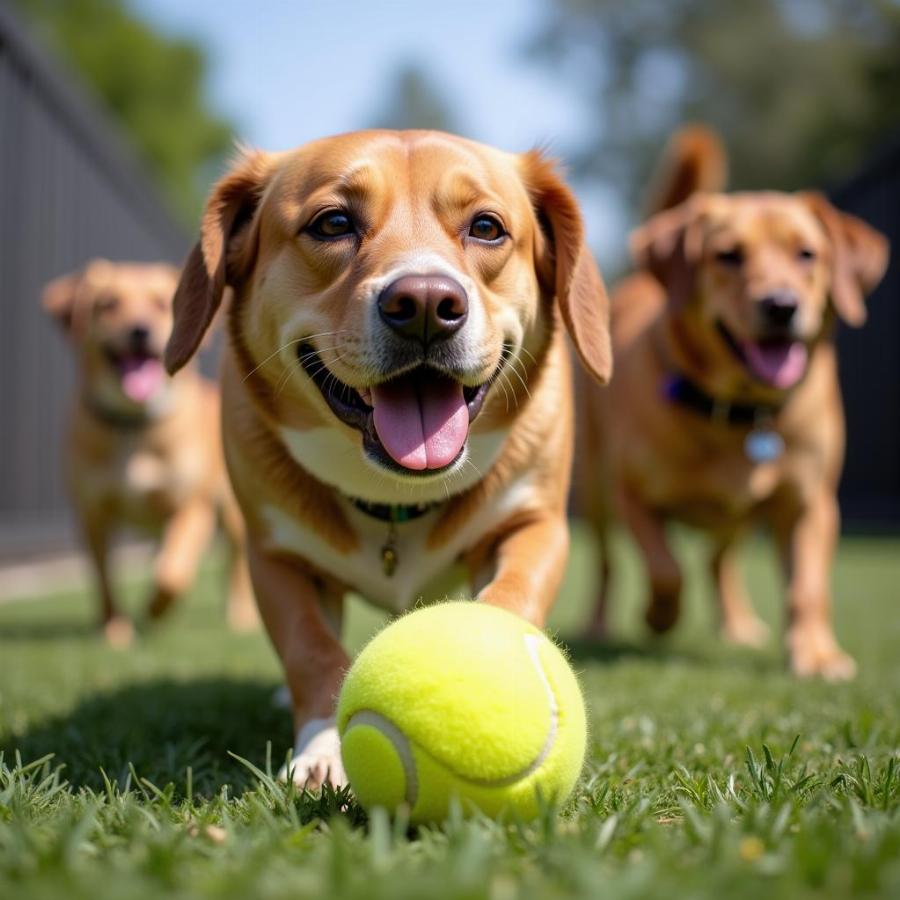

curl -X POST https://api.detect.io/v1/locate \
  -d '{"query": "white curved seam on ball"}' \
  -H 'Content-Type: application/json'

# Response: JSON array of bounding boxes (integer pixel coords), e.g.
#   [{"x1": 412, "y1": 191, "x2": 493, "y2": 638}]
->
[
  {"x1": 483, "y1": 633, "x2": 560, "y2": 787},
  {"x1": 344, "y1": 710, "x2": 419, "y2": 807},
  {"x1": 411, "y1": 632, "x2": 559, "y2": 788}
]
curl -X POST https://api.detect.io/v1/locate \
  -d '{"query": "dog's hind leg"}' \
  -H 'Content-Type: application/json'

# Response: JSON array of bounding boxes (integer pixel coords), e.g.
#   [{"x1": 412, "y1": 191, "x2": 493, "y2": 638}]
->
[
  {"x1": 80, "y1": 508, "x2": 133, "y2": 647},
  {"x1": 618, "y1": 489, "x2": 683, "y2": 634},
  {"x1": 582, "y1": 513, "x2": 614, "y2": 641},
  {"x1": 710, "y1": 534, "x2": 769, "y2": 647},
  {"x1": 146, "y1": 498, "x2": 216, "y2": 621},
  {"x1": 573, "y1": 435, "x2": 615, "y2": 640}
]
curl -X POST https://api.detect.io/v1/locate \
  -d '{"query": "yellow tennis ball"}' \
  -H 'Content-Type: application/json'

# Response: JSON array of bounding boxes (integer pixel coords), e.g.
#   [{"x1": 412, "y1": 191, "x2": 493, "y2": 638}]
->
[{"x1": 337, "y1": 601, "x2": 587, "y2": 824}]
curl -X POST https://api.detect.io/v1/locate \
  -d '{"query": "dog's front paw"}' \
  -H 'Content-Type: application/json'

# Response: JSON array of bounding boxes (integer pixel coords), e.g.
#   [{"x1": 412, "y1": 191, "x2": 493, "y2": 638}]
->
[
  {"x1": 102, "y1": 615, "x2": 135, "y2": 649},
  {"x1": 721, "y1": 613, "x2": 770, "y2": 648},
  {"x1": 788, "y1": 624, "x2": 857, "y2": 681},
  {"x1": 277, "y1": 718, "x2": 346, "y2": 790}
]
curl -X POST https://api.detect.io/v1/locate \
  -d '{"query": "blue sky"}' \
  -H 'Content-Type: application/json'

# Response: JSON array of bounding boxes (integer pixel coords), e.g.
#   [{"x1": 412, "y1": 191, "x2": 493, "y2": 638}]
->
[{"x1": 132, "y1": 0, "x2": 623, "y2": 259}]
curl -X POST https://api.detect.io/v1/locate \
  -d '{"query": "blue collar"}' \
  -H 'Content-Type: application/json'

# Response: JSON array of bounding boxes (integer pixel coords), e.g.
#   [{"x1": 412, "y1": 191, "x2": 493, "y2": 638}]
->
[{"x1": 661, "y1": 374, "x2": 782, "y2": 426}]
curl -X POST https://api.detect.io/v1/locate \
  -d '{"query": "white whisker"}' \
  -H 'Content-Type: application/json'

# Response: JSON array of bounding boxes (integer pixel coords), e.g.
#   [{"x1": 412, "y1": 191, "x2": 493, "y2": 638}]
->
[
  {"x1": 499, "y1": 369, "x2": 519, "y2": 410},
  {"x1": 507, "y1": 355, "x2": 532, "y2": 400},
  {"x1": 243, "y1": 329, "x2": 349, "y2": 382}
]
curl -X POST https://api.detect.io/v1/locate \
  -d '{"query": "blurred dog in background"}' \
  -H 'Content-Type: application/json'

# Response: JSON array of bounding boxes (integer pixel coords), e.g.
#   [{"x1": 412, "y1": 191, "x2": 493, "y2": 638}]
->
[
  {"x1": 576, "y1": 127, "x2": 888, "y2": 679},
  {"x1": 43, "y1": 259, "x2": 256, "y2": 645}
]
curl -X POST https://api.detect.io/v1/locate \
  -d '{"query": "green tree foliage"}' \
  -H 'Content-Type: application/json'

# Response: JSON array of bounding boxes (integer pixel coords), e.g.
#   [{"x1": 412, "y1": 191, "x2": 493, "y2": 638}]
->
[
  {"x1": 13, "y1": 0, "x2": 234, "y2": 222},
  {"x1": 527, "y1": 0, "x2": 900, "y2": 209},
  {"x1": 369, "y1": 62, "x2": 460, "y2": 133}
]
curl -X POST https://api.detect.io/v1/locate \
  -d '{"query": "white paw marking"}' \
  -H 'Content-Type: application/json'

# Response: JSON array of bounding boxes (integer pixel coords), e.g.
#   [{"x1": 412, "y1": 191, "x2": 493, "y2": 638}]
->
[{"x1": 277, "y1": 717, "x2": 346, "y2": 789}]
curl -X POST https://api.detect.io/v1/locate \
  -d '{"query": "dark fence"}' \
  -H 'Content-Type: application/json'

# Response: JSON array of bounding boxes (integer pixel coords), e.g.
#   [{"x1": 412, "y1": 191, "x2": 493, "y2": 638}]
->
[
  {"x1": 832, "y1": 136, "x2": 900, "y2": 528},
  {"x1": 0, "y1": 4, "x2": 187, "y2": 557}
]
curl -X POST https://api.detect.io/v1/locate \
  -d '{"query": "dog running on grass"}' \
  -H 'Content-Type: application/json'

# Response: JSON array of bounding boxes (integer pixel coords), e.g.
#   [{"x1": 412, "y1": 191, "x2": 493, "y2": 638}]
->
[
  {"x1": 163, "y1": 130, "x2": 612, "y2": 787},
  {"x1": 575, "y1": 127, "x2": 889, "y2": 679},
  {"x1": 43, "y1": 259, "x2": 256, "y2": 645}
]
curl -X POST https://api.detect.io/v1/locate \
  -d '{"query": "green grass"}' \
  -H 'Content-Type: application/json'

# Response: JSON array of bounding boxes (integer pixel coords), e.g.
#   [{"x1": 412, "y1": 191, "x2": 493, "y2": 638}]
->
[{"x1": 1, "y1": 524, "x2": 898, "y2": 899}]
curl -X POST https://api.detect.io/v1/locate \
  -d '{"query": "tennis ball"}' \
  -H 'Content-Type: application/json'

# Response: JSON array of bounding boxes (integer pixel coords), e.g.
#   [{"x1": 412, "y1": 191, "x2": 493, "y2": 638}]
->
[{"x1": 337, "y1": 602, "x2": 587, "y2": 824}]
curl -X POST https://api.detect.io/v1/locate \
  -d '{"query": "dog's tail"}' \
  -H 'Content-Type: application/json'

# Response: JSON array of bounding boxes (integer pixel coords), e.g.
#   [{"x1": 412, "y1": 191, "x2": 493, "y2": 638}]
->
[{"x1": 642, "y1": 125, "x2": 728, "y2": 219}]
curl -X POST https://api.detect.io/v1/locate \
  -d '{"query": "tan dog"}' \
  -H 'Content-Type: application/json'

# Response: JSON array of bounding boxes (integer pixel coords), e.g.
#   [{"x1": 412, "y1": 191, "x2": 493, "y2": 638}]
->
[
  {"x1": 164, "y1": 130, "x2": 611, "y2": 787},
  {"x1": 43, "y1": 260, "x2": 256, "y2": 644},
  {"x1": 576, "y1": 128, "x2": 889, "y2": 679}
]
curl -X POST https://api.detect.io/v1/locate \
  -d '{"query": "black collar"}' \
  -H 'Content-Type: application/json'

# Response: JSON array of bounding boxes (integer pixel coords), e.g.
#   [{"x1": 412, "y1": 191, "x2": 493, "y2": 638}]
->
[
  {"x1": 83, "y1": 395, "x2": 151, "y2": 431},
  {"x1": 348, "y1": 497, "x2": 440, "y2": 523},
  {"x1": 661, "y1": 374, "x2": 782, "y2": 426}
]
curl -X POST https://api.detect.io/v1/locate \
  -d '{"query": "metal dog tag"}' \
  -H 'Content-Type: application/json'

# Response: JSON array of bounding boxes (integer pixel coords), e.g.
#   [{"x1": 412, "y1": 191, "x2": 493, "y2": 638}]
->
[{"x1": 744, "y1": 429, "x2": 785, "y2": 463}]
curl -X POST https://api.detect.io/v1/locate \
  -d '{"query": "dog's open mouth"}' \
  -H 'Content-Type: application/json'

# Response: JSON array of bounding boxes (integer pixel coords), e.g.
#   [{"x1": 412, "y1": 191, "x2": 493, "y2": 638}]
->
[
  {"x1": 105, "y1": 348, "x2": 165, "y2": 404},
  {"x1": 716, "y1": 322, "x2": 808, "y2": 390},
  {"x1": 297, "y1": 342, "x2": 491, "y2": 474}
]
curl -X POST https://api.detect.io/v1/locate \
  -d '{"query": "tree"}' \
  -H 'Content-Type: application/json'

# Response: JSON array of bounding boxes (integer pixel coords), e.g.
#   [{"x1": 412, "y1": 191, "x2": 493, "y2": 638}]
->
[
  {"x1": 368, "y1": 62, "x2": 461, "y2": 134},
  {"x1": 527, "y1": 0, "x2": 900, "y2": 212},
  {"x1": 13, "y1": 0, "x2": 234, "y2": 222}
]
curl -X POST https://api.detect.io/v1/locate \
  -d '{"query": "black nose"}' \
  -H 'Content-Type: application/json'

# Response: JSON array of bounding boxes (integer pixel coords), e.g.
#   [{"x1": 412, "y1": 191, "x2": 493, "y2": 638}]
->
[
  {"x1": 378, "y1": 274, "x2": 468, "y2": 344},
  {"x1": 129, "y1": 325, "x2": 151, "y2": 353},
  {"x1": 758, "y1": 291, "x2": 799, "y2": 329}
]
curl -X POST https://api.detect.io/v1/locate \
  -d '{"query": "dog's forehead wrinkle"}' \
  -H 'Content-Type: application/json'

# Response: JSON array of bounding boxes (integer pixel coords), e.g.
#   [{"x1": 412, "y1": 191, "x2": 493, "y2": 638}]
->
[
  {"x1": 717, "y1": 195, "x2": 824, "y2": 237},
  {"x1": 706, "y1": 207, "x2": 824, "y2": 258},
  {"x1": 433, "y1": 167, "x2": 503, "y2": 210}
]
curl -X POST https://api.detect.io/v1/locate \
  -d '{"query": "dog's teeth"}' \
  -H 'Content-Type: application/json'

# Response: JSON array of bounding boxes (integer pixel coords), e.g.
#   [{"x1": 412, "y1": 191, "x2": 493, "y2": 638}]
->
[{"x1": 359, "y1": 388, "x2": 372, "y2": 405}]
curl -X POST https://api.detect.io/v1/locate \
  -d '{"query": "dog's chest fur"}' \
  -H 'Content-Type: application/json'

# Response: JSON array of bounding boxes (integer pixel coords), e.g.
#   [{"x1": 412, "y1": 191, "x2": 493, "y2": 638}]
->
[
  {"x1": 646, "y1": 450, "x2": 783, "y2": 527},
  {"x1": 259, "y1": 472, "x2": 537, "y2": 612},
  {"x1": 72, "y1": 426, "x2": 208, "y2": 527}
]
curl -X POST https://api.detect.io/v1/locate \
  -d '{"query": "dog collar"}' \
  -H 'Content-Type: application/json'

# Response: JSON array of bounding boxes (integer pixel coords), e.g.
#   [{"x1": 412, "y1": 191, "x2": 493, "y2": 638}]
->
[
  {"x1": 662, "y1": 374, "x2": 787, "y2": 463},
  {"x1": 348, "y1": 498, "x2": 439, "y2": 523},
  {"x1": 83, "y1": 396, "x2": 150, "y2": 431},
  {"x1": 348, "y1": 497, "x2": 441, "y2": 577},
  {"x1": 661, "y1": 374, "x2": 782, "y2": 426}
]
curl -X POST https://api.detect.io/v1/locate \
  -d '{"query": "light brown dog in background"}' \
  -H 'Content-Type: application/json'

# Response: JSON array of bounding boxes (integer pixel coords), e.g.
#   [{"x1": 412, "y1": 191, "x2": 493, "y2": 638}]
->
[
  {"x1": 164, "y1": 130, "x2": 611, "y2": 787},
  {"x1": 43, "y1": 260, "x2": 256, "y2": 644},
  {"x1": 576, "y1": 127, "x2": 888, "y2": 679}
]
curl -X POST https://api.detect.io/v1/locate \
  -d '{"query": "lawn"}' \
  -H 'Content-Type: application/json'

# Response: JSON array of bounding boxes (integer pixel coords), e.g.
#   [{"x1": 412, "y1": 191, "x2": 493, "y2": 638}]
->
[{"x1": 1, "y1": 524, "x2": 898, "y2": 900}]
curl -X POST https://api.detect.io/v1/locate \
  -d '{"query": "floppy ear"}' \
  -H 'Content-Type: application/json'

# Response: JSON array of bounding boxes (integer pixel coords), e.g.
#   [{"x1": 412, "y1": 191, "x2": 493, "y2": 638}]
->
[
  {"x1": 799, "y1": 192, "x2": 889, "y2": 327},
  {"x1": 165, "y1": 149, "x2": 274, "y2": 374},
  {"x1": 41, "y1": 258, "x2": 113, "y2": 335},
  {"x1": 520, "y1": 150, "x2": 611, "y2": 384},
  {"x1": 629, "y1": 197, "x2": 706, "y2": 308},
  {"x1": 41, "y1": 271, "x2": 82, "y2": 332}
]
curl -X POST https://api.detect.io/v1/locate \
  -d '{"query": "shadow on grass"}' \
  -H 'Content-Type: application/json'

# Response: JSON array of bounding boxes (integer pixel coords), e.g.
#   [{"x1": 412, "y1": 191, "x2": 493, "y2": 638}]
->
[
  {"x1": 0, "y1": 619, "x2": 98, "y2": 641},
  {"x1": 560, "y1": 633, "x2": 783, "y2": 676},
  {"x1": 2, "y1": 677, "x2": 294, "y2": 797},
  {"x1": 560, "y1": 635, "x2": 675, "y2": 664}
]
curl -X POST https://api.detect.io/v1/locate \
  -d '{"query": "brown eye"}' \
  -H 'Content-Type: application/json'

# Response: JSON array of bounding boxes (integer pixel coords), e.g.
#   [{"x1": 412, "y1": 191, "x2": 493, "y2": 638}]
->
[
  {"x1": 798, "y1": 247, "x2": 816, "y2": 262},
  {"x1": 307, "y1": 210, "x2": 356, "y2": 240},
  {"x1": 469, "y1": 214, "x2": 506, "y2": 243},
  {"x1": 96, "y1": 296, "x2": 119, "y2": 313},
  {"x1": 715, "y1": 247, "x2": 744, "y2": 267}
]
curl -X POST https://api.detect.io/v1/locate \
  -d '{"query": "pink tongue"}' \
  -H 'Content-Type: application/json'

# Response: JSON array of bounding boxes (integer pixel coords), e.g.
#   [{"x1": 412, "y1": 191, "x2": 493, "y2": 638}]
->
[
  {"x1": 742, "y1": 341, "x2": 808, "y2": 389},
  {"x1": 120, "y1": 357, "x2": 164, "y2": 403},
  {"x1": 371, "y1": 375, "x2": 469, "y2": 470}
]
